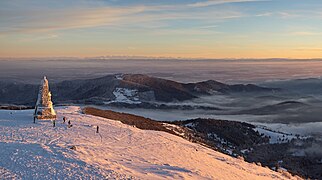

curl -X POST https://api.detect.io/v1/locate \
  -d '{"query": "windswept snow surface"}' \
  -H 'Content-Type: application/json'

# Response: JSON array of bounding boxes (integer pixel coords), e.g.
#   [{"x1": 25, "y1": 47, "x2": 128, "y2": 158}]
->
[{"x1": 0, "y1": 106, "x2": 297, "y2": 179}]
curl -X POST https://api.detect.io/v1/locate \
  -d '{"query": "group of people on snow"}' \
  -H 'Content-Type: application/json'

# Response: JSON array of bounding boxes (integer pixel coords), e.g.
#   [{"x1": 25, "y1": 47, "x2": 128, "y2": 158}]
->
[{"x1": 34, "y1": 116, "x2": 99, "y2": 133}]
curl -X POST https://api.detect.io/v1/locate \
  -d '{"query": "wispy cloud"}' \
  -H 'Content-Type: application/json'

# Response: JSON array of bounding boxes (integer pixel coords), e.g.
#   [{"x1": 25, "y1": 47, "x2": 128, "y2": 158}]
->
[
  {"x1": 18, "y1": 34, "x2": 60, "y2": 42},
  {"x1": 277, "y1": 12, "x2": 301, "y2": 18},
  {"x1": 0, "y1": 6, "x2": 146, "y2": 34},
  {"x1": 294, "y1": 48, "x2": 322, "y2": 52},
  {"x1": 0, "y1": 2, "x2": 244, "y2": 35},
  {"x1": 254, "y1": 11, "x2": 307, "y2": 19},
  {"x1": 150, "y1": 28, "x2": 222, "y2": 36},
  {"x1": 289, "y1": 31, "x2": 322, "y2": 36},
  {"x1": 255, "y1": 12, "x2": 273, "y2": 17},
  {"x1": 188, "y1": 0, "x2": 268, "y2": 7}
]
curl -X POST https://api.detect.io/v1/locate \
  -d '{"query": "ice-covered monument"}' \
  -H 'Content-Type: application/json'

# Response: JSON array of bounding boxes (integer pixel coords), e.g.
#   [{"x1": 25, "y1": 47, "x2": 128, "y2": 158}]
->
[{"x1": 34, "y1": 76, "x2": 56, "y2": 120}]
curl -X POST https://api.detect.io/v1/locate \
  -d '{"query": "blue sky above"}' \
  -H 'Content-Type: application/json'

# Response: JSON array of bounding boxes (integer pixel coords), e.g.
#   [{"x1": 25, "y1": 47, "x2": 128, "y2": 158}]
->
[{"x1": 1, "y1": 0, "x2": 322, "y2": 58}]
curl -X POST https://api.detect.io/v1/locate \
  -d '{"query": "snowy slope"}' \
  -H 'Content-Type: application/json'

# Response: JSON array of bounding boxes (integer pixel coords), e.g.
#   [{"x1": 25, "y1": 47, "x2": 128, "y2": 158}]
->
[
  {"x1": 255, "y1": 127, "x2": 296, "y2": 144},
  {"x1": 0, "y1": 106, "x2": 298, "y2": 180}
]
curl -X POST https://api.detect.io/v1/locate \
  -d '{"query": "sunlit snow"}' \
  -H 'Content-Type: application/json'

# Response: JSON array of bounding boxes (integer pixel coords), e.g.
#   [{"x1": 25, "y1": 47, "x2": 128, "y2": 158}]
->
[{"x1": 0, "y1": 106, "x2": 296, "y2": 179}]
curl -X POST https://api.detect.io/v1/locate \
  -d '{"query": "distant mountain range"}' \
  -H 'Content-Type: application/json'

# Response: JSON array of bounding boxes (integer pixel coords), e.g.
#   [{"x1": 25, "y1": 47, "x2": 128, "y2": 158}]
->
[
  {"x1": 261, "y1": 78, "x2": 322, "y2": 95},
  {"x1": 0, "y1": 74, "x2": 277, "y2": 106},
  {"x1": 234, "y1": 101, "x2": 309, "y2": 115}
]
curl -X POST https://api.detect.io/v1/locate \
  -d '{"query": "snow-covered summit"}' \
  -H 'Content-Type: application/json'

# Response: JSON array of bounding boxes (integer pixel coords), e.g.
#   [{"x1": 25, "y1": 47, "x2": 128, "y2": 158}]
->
[{"x1": 0, "y1": 106, "x2": 299, "y2": 179}]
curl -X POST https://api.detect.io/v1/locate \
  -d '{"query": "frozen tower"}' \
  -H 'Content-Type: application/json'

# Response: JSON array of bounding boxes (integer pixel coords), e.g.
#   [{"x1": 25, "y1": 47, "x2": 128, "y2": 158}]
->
[{"x1": 34, "y1": 76, "x2": 56, "y2": 119}]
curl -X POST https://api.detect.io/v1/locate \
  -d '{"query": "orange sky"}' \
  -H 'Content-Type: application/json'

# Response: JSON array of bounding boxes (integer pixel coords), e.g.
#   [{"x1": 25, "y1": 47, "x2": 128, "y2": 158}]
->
[{"x1": 1, "y1": 0, "x2": 322, "y2": 59}]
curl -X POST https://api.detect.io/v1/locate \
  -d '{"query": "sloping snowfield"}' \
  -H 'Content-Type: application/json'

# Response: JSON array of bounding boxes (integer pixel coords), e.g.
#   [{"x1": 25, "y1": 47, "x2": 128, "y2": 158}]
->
[{"x1": 0, "y1": 106, "x2": 298, "y2": 179}]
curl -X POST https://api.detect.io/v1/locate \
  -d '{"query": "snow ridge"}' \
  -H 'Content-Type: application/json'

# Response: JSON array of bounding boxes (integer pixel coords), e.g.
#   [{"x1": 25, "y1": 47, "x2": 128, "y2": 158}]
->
[{"x1": 0, "y1": 106, "x2": 299, "y2": 179}]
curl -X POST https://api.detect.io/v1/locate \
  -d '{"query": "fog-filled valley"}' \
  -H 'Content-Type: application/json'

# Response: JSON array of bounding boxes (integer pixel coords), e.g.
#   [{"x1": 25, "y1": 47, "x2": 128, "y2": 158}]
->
[{"x1": 98, "y1": 89, "x2": 322, "y2": 139}]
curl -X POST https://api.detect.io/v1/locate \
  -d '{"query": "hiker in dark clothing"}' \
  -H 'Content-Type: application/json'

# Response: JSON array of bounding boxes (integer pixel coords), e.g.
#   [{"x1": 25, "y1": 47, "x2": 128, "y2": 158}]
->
[
  {"x1": 68, "y1": 120, "x2": 72, "y2": 128},
  {"x1": 53, "y1": 120, "x2": 56, "y2": 127},
  {"x1": 63, "y1": 117, "x2": 66, "y2": 123},
  {"x1": 33, "y1": 117, "x2": 36, "y2": 123},
  {"x1": 96, "y1": 126, "x2": 99, "y2": 133}
]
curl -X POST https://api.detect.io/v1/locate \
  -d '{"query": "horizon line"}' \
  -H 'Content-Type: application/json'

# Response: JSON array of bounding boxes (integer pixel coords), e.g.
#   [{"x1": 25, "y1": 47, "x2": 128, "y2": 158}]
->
[{"x1": 1, "y1": 56, "x2": 322, "y2": 61}]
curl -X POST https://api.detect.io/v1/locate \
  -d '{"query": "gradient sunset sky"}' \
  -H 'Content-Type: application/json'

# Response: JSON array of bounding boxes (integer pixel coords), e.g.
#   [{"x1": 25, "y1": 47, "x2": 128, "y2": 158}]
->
[{"x1": 1, "y1": 0, "x2": 322, "y2": 58}]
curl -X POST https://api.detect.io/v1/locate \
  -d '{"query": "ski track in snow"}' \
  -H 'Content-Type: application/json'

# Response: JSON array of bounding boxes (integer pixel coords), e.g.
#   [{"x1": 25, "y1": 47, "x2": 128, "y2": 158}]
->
[{"x1": 0, "y1": 106, "x2": 298, "y2": 179}]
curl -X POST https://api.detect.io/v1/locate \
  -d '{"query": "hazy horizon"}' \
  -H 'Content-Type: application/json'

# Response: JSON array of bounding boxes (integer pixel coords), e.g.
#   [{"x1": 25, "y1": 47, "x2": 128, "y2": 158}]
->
[{"x1": 2, "y1": 58, "x2": 322, "y2": 84}]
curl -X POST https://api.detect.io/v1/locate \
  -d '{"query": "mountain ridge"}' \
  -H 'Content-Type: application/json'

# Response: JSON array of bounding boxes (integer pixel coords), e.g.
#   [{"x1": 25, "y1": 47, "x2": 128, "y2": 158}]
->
[{"x1": 0, "y1": 74, "x2": 278, "y2": 106}]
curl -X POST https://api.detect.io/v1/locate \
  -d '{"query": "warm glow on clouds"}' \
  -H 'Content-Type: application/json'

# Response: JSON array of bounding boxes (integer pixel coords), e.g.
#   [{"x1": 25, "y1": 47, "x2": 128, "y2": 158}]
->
[{"x1": 1, "y1": 0, "x2": 322, "y2": 59}]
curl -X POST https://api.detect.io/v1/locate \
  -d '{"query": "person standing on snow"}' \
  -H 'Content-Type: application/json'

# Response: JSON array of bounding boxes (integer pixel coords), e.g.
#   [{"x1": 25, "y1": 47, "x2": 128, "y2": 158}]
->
[{"x1": 68, "y1": 120, "x2": 72, "y2": 128}]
